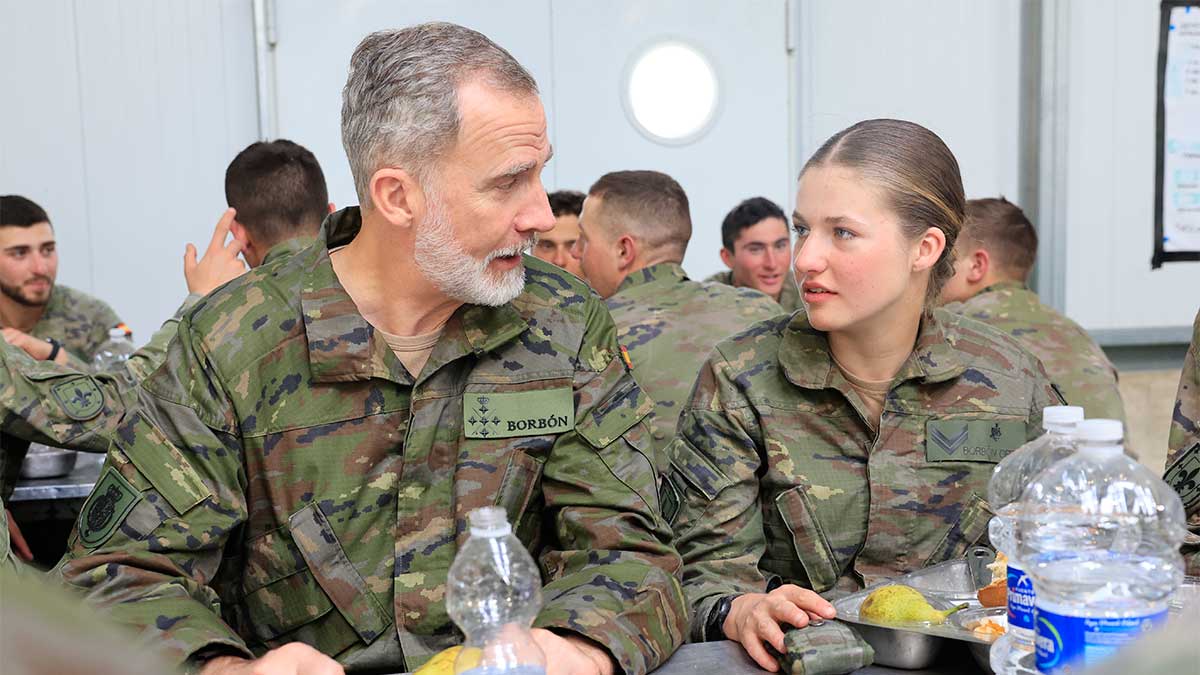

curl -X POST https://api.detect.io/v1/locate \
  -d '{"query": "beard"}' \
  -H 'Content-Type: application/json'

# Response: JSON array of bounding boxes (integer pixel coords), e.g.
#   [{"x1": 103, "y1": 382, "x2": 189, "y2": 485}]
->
[
  {"x1": 413, "y1": 190, "x2": 532, "y2": 307},
  {"x1": 0, "y1": 277, "x2": 52, "y2": 307}
]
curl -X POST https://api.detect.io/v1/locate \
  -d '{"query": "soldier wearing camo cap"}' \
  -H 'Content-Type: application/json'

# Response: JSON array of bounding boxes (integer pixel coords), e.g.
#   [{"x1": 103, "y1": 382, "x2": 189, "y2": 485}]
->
[
  {"x1": 1165, "y1": 307, "x2": 1200, "y2": 575},
  {"x1": 570, "y1": 170, "x2": 780, "y2": 462},
  {"x1": 668, "y1": 119, "x2": 1061, "y2": 672},
  {"x1": 54, "y1": 22, "x2": 685, "y2": 675},
  {"x1": 940, "y1": 196, "x2": 1125, "y2": 423}
]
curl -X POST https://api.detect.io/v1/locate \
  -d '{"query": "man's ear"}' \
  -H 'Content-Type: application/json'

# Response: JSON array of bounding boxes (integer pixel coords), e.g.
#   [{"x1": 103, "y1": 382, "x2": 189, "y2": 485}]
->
[
  {"x1": 230, "y1": 220, "x2": 251, "y2": 248},
  {"x1": 968, "y1": 248, "x2": 991, "y2": 284},
  {"x1": 328, "y1": 202, "x2": 336, "y2": 214},
  {"x1": 369, "y1": 168, "x2": 423, "y2": 228},
  {"x1": 616, "y1": 234, "x2": 639, "y2": 271},
  {"x1": 719, "y1": 246, "x2": 735, "y2": 270}
]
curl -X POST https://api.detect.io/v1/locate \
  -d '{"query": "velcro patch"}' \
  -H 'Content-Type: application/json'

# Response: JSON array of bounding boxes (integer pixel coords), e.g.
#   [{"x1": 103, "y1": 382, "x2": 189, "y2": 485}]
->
[
  {"x1": 1165, "y1": 443, "x2": 1200, "y2": 511},
  {"x1": 660, "y1": 474, "x2": 681, "y2": 525},
  {"x1": 463, "y1": 388, "x2": 574, "y2": 439},
  {"x1": 926, "y1": 419, "x2": 1027, "y2": 463},
  {"x1": 79, "y1": 466, "x2": 140, "y2": 548},
  {"x1": 50, "y1": 376, "x2": 104, "y2": 421}
]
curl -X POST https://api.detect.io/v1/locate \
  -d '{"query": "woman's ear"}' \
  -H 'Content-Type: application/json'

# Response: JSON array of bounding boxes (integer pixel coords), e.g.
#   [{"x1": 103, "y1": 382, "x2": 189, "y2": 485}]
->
[{"x1": 912, "y1": 226, "x2": 947, "y2": 273}]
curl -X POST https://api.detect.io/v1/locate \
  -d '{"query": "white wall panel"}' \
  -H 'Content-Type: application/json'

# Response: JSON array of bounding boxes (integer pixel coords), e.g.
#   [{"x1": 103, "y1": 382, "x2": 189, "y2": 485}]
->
[
  {"x1": 798, "y1": 0, "x2": 1023, "y2": 200},
  {"x1": 0, "y1": 0, "x2": 259, "y2": 341},
  {"x1": 1059, "y1": 0, "x2": 1200, "y2": 332}
]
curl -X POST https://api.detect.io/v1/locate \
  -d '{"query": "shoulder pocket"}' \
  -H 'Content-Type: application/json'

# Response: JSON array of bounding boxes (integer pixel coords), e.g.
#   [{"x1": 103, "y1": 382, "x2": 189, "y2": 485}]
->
[
  {"x1": 575, "y1": 376, "x2": 653, "y2": 449},
  {"x1": 114, "y1": 411, "x2": 210, "y2": 514}
]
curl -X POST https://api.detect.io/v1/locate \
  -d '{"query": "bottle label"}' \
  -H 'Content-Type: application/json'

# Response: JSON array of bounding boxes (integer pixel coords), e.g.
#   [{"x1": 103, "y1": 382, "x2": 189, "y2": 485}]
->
[
  {"x1": 1034, "y1": 607, "x2": 1168, "y2": 673},
  {"x1": 1006, "y1": 563, "x2": 1036, "y2": 630}
]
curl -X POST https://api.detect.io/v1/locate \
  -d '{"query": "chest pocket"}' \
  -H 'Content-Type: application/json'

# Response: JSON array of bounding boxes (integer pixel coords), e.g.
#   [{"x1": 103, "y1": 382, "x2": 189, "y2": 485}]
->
[{"x1": 238, "y1": 502, "x2": 392, "y2": 657}]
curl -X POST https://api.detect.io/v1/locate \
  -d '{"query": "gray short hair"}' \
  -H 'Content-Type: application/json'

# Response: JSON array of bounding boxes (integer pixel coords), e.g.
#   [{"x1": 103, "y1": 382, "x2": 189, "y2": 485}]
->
[{"x1": 340, "y1": 22, "x2": 539, "y2": 206}]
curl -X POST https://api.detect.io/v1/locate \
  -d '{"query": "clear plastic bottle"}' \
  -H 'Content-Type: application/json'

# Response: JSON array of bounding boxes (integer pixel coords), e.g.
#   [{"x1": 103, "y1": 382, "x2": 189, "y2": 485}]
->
[
  {"x1": 446, "y1": 507, "x2": 546, "y2": 675},
  {"x1": 987, "y1": 406, "x2": 1083, "y2": 675},
  {"x1": 1017, "y1": 420, "x2": 1186, "y2": 674},
  {"x1": 91, "y1": 327, "x2": 136, "y2": 380}
]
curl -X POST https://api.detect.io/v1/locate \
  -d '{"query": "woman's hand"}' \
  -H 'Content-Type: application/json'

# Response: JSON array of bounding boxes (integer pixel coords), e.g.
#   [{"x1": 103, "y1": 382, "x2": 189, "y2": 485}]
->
[{"x1": 723, "y1": 585, "x2": 837, "y2": 672}]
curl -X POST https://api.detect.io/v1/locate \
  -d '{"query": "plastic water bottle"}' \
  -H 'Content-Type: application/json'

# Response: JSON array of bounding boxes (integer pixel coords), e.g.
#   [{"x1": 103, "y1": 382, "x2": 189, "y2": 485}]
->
[
  {"x1": 1017, "y1": 420, "x2": 1186, "y2": 674},
  {"x1": 92, "y1": 327, "x2": 136, "y2": 382},
  {"x1": 446, "y1": 507, "x2": 546, "y2": 675},
  {"x1": 987, "y1": 406, "x2": 1083, "y2": 675}
]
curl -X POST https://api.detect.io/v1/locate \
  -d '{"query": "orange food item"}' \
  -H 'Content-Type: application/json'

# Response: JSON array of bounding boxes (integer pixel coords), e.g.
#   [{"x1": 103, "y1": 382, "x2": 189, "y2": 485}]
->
[
  {"x1": 977, "y1": 579, "x2": 1007, "y2": 607},
  {"x1": 970, "y1": 618, "x2": 1006, "y2": 637}
]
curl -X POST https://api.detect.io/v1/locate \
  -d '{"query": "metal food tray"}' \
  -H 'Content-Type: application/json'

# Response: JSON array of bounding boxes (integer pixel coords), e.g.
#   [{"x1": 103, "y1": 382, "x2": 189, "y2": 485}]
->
[{"x1": 832, "y1": 557, "x2": 1003, "y2": 672}]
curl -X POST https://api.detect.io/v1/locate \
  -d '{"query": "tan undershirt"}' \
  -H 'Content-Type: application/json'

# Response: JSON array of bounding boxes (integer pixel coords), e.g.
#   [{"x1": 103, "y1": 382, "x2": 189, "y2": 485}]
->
[
  {"x1": 831, "y1": 354, "x2": 893, "y2": 431},
  {"x1": 378, "y1": 326, "x2": 444, "y2": 378}
]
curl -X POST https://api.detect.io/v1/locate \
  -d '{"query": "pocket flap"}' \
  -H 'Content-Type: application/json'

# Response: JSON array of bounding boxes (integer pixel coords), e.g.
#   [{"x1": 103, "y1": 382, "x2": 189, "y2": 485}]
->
[
  {"x1": 575, "y1": 377, "x2": 653, "y2": 449},
  {"x1": 775, "y1": 485, "x2": 840, "y2": 593},
  {"x1": 669, "y1": 438, "x2": 732, "y2": 501},
  {"x1": 289, "y1": 502, "x2": 393, "y2": 644}
]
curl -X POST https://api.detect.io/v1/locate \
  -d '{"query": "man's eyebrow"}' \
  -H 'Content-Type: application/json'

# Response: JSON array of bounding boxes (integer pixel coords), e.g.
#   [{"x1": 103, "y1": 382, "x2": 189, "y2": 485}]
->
[
  {"x1": 3, "y1": 245, "x2": 29, "y2": 253},
  {"x1": 497, "y1": 144, "x2": 555, "y2": 181},
  {"x1": 791, "y1": 211, "x2": 805, "y2": 226}
]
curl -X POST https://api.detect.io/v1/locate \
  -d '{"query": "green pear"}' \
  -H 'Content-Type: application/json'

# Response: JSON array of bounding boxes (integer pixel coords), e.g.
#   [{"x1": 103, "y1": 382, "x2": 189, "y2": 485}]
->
[{"x1": 858, "y1": 585, "x2": 969, "y2": 625}]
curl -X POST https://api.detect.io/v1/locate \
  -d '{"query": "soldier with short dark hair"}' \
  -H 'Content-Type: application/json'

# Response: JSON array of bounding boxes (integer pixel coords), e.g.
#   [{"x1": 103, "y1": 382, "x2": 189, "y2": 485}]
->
[
  {"x1": 56, "y1": 23, "x2": 684, "y2": 675},
  {"x1": 706, "y1": 196, "x2": 801, "y2": 313},
  {"x1": 669, "y1": 120, "x2": 1061, "y2": 672},
  {"x1": 570, "y1": 170, "x2": 779, "y2": 461},
  {"x1": 940, "y1": 196, "x2": 1125, "y2": 423}
]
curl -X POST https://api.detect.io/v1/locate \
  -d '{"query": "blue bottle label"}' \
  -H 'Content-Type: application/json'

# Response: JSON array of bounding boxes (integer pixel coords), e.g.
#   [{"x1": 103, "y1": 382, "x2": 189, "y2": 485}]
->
[
  {"x1": 1006, "y1": 563, "x2": 1036, "y2": 630},
  {"x1": 1034, "y1": 607, "x2": 1168, "y2": 673}
]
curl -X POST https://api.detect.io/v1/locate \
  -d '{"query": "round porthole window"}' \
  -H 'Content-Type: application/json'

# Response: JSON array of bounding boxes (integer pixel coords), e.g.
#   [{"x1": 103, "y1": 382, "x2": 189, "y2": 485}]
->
[{"x1": 623, "y1": 40, "x2": 720, "y2": 145}]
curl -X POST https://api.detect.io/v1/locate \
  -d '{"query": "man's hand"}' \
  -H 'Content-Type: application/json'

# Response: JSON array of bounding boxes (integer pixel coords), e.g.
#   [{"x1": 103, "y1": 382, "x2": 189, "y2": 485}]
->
[
  {"x1": 1, "y1": 327, "x2": 66, "y2": 364},
  {"x1": 198, "y1": 643, "x2": 343, "y2": 675},
  {"x1": 184, "y1": 208, "x2": 248, "y2": 296},
  {"x1": 530, "y1": 628, "x2": 615, "y2": 675},
  {"x1": 723, "y1": 586, "x2": 837, "y2": 672},
  {"x1": 6, "y1": 509, "x2": 34, "y2": 562}
]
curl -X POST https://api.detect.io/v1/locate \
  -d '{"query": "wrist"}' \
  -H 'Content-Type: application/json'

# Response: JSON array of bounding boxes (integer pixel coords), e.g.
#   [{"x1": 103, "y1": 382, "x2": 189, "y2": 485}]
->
[
  {"x1": 196, "y1": 655, "x2": 249, "y2": 675},
  {"x1": 43, "y1": 337, "x2": 61, "y2": 361},
  {"x1": 708, "y1": 594, "x2": 737, "y2": 642},
  {"x1": 571, "y1": 636, "x2": 615, "y2": 675}
]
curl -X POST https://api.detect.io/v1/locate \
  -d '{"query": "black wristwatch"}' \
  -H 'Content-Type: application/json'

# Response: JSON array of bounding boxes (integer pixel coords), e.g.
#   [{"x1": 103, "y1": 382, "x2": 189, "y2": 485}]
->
[
  {"x1": 705, "y1": 594, "x2": 735, "y2": 642},
  {"x1": 43, "y1": 337, "x2": 61, "y2": 361}
]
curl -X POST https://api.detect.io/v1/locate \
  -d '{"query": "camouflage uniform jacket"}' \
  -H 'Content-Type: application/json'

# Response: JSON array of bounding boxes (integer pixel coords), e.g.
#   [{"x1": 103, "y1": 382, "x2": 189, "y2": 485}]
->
[
  {"x1": 56, "y1": 208, "x2": 686, "y2": 675},
  {"x1": 28, "y1": 284, "x2": 123, "y2": 367},
  {"x1": 704, "y1": 270, "x2": 802, "y2": 314},
  {"x1": 668, "y1": 309, "x2": 1059, "y2": 641},
  {"x1": 0, "y1": 239, "x2": 314, "y2": 457},
  {"x1": 1165, "y1": 307, "x2": 1200, "y2": 573},
  {"x1": 607, "y1": 262, "x2": 781, "y2": 459},
  {"x1": 943, "y1": 281, "x2": 1124, "y2": 422}
]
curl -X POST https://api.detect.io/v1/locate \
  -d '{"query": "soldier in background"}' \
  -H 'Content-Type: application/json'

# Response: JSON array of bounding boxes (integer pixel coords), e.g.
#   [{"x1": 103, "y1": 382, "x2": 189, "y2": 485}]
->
[
  {"x1": 0, "y1": 140, "x2": 327, "y2": 560},
  {"x1": 1165, "y1": 307, "x2": 1200, "y2": 575},
  {"x1": 670, "y1": 120, "x2": 1060, "y2": 672},
  {"x1": 706, "y1": 197, "x2": 802, "y2": 313},
  {"x1": 941, "y1": 197, "x2": 1125, "y2": 423},
  {"x1": 571, "y1": 170, "x2": 779, "y2": 462},
  {"x1": 534, "y1": 189, "x2": 585, "y2": 278},
  {"x1": 55, "y1": 23, "x2": 684, "y2": 675}
]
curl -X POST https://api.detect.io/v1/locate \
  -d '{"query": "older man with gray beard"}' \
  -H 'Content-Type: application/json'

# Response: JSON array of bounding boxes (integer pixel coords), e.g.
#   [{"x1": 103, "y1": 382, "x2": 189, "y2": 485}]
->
[{"x1": 54, "y1": 22, "x2": 686, "y2": 675}]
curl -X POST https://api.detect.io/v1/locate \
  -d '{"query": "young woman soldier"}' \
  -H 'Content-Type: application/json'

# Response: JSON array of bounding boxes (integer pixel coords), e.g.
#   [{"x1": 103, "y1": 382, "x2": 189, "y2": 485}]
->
[{"x1": 669, "y1": 119, "x2": 1061, "y2": 672}]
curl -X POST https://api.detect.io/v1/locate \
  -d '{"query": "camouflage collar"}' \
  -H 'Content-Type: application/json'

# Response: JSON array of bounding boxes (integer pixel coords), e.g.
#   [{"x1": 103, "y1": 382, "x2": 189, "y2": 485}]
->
[
  {"x1": 614, "y1": 262, "x2": 688, "y2": 295},
  {"x1": 978, "y1": 280, "x2": 1028, "y2": 296},
  {"x1": 778, "y1": 310, "x2": 963, "y2": 390},
  {"x1": 302, "y1": 207, "x2": 529, "y2": 384},
  {"x1": 261, "y1": 236, "x2": 316, "y2": 266}
]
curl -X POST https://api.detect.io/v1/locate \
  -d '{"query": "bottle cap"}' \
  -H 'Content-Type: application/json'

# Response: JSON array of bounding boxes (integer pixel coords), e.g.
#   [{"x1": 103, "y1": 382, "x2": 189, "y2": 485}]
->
[
  {"x1": 1075, "y1": 419, "x2": 1123, "y2": 443},
  {"x1": 1042, "y1": 406, "x2": 1084, "y2": 429},
  {"x1": 468, "y1": 506, "x2": 512, "y2": 538}
]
